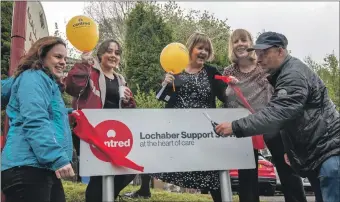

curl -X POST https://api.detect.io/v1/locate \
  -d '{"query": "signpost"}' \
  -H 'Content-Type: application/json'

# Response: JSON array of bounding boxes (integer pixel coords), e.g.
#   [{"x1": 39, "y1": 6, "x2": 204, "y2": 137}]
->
[{"x1": 79, "y1": 108, "x2": 256, "y2": 202}]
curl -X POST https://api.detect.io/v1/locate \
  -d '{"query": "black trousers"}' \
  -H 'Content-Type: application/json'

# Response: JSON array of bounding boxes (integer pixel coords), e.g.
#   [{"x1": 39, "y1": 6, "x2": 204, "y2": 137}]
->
[
  {"x1": 238, "y1": 134, "x2": 311, "y2": 202},
  {"x1": 238, "y1": 149, "x2": 260, "y2": 202},
  {"x1": 85, "y1": 175, "x2": 136, "y2": 202},
  {"x1": 264, "y1": 134, "x2": 309, "y2": 202},
  {"x1": 1, "y1": 166, "x2": 65, "y2": 202}
]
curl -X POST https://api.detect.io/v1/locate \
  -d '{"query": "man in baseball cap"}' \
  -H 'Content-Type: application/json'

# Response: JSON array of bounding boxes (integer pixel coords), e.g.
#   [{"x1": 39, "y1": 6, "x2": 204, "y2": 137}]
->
[
  {"x1": 247, "y1": 31, "x2": 288, "y2": 51},
  {"x1": 216, "y1": 31, "x2": 340, "y2": 202},
  {"x1": 246, "y1": 32, "x2": 289, "y2": 71}
]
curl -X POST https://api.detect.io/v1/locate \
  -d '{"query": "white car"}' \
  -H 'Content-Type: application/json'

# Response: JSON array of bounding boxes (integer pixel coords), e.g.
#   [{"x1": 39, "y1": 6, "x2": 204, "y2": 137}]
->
[{"x1": 301, "y1": 177, "x2": 313, "y2": 192}]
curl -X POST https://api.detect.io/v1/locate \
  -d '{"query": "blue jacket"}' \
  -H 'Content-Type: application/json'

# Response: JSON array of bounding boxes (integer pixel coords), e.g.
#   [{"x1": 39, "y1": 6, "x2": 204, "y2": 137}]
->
[
  {"x1": 1, "y1": 70, "x2": 73, "y2": 171},
  {"x1": 1, "y1": 76, "x2": 14, "y2": 110}
]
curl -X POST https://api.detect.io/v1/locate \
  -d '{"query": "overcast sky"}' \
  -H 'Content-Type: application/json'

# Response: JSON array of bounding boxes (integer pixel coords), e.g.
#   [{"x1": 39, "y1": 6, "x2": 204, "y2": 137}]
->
[{"x1": 41, "y1": 1, "x2": 339, "y2": 63}]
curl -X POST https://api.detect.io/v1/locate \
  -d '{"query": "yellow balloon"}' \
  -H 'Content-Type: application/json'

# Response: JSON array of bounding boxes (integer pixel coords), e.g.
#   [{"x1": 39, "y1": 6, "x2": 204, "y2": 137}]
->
[
  {"x1": 66, "y1": 15, "x2": 99, "y2": 52},
  {"x1": 160, "y1": 43, "x2": 189, "y2": 74}
]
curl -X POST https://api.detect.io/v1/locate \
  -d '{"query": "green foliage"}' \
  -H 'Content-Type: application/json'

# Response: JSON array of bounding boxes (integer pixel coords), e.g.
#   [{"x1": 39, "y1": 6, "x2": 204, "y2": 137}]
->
[
  {"x1": 63, "y1": 181, "x2": 241, "y2": 202},
  {"x1": 85, "y1": 1, "x2": 231, "y2": 77},
  {"x1": 216, "y1": 98, "x2": 224, "y2": 108},
  {"x1": 134, "y1": 85, "x2": 165, "y2": 108},
  {"x1": 1, "y1": 111, "x2": 6, "y2": 135},
  {"x1": 124, "y1": 2, "x2": 173, "y2": 94},
  {"x1": 1, "y1": 1, "x2": 13, "y2": 79},
  {"x1": 1, "y1": 1, "x2": 13, "y2": 136},
  {"x1": 305, "y1": 53, "x2": 340, "y2": 110},
  {"x1": 156, "y1": 2, "x2": 231, "y2": 72},
  {"x1": 62, "y1": 93, "x2": 73, "y2": 108}
]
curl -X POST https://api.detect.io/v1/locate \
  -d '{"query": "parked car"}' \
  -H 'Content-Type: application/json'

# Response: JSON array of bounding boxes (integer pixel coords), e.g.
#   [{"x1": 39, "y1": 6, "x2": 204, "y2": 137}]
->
[
  {"x1": 302, "y1": 177, "x2": 313, "y2": 192},
  {"x1": 229, "y1": 153, "x2": 277, "y2": 196}
]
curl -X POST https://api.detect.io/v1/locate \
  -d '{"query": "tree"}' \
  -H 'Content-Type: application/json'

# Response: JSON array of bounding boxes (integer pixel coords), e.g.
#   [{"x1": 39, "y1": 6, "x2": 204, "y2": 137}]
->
[
  {"x1": 83, "y1": 1, "x2": 143, "y2": 72},
  {"x1": 84, "y1": 1, "x2": 232, "y2": 72},
  {"x1": 84, "y1": 1, "x2": 138, "y2": 47},
  {"x1": 256, "y1": 29, "x2": 266, "y2": 39},
  {"x1": 124, "y1": 2, "x2": 173, "y2": 93},
  {"x1": 155, "y1": 2, "x2": 231, "y2": 71},
  {"x1": 321, "y1": 53, "x2": 340, "y2": 109},
  {"x1": 1, "y1": 1, "x2": 13, "y2": 79},
  {"x1": 53, "y1": 21, "x2": 81, "y2": 62},
  {"x1": 305, "y1": 53, "x2": 340, "y2": 110}
]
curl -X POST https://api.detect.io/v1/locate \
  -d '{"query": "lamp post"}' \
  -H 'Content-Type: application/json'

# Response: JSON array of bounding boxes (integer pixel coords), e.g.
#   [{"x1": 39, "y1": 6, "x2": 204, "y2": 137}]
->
[{"x1": 2, "y1": 2, "x2": 27, "y2": 201}]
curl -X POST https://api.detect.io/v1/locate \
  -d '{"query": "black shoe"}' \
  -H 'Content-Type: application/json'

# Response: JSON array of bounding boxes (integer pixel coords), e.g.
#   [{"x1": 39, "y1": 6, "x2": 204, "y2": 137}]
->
[{"x1": 123, "y1": 190, "x2": 151, "y2": 199}]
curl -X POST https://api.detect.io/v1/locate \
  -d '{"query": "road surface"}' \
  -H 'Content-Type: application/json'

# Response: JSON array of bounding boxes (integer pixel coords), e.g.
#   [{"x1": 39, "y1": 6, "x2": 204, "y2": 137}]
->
[{"x1": 261, "y1": 194, "x2": 316, "y2": 202}]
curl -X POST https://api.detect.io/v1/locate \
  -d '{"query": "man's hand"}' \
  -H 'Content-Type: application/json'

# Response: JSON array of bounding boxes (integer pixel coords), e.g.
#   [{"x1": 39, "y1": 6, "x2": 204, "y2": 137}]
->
[
  {"x1": 215, "y1": 122, "x2": 233, "y2": 136},
  {"x1": 284, "y1": 153, "x2": 291, "y2": 166}
]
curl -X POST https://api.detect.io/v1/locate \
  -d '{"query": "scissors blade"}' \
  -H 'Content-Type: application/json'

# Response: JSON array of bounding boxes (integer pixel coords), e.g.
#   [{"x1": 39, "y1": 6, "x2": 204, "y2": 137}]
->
[{"x1": 203, "y1": 112, "x2": 213, "y2": 122}]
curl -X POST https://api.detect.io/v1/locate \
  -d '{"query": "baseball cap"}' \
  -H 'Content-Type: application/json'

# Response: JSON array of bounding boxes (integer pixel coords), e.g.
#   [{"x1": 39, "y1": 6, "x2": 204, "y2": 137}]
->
[{"x1": 247, "y1": 31, "x2": 288, "y2": 52}]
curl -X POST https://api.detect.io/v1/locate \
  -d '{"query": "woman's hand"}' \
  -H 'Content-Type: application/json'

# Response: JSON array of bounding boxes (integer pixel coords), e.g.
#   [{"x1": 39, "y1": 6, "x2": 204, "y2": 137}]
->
[
  {"x1": 122, "y1": 87, "x2": 133, "y2": 103},
  {"x1": 228, "y1": 76, "x2": 239, "y2": 84},
  {"x1": 161, "y1": 72, "x2": 175, "y2": 86},
  {"x1": 55, "y1": 163, "x2": 75, "y2": 179}
]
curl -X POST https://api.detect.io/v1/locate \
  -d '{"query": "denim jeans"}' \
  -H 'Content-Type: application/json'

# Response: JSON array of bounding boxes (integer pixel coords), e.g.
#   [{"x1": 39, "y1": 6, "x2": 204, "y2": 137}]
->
[
  {"x1": 318, "y1": 155, "x2": 340, "y2": 202},
  {"x1": 1, "y1": 166, "x2": 65, "y2": 202}
]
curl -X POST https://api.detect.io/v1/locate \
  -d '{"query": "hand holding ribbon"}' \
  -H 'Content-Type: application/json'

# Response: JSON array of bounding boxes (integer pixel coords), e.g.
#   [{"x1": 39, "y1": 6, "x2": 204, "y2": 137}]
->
[{"x1": 215, "y1": 75, "x2": 265, "y2": 149}]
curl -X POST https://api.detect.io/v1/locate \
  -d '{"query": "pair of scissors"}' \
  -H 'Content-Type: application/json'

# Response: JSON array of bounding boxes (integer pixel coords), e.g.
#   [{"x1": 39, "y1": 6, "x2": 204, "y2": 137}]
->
[{"x1": 203, "y1": 112, "x2": 224, "y2": 137}]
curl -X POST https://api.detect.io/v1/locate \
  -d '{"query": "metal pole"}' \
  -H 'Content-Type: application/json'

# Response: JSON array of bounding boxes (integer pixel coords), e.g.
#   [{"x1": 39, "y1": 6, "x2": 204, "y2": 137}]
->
[
  {"x1": 102, "y1": 176, "x2": 115, "y2": 202},
  {"x1": 219, "y1": 170, "x2": 233, "y2": 202},
  {"x1": 2, "y1": 3, "x2": 27, "y2": 202}
]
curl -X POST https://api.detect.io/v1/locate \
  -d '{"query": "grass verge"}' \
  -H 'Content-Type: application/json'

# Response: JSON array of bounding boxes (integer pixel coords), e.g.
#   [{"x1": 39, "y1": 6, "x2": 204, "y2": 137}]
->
[{"x1": 63, "y1": 181, "x2": 240, "y2": 202}]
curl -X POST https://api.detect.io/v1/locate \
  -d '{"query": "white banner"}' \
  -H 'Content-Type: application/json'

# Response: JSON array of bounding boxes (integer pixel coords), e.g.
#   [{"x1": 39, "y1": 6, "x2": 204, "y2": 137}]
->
[{"x1": 79, "y1": 108, "x2": 256, "y2": 176}]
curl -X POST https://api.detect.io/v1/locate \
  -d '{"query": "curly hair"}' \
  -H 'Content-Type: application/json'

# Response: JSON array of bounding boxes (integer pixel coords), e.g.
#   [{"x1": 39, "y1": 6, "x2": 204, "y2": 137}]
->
[{"x1": 14, "y1": 36, "x2": 66, "y2": 77}]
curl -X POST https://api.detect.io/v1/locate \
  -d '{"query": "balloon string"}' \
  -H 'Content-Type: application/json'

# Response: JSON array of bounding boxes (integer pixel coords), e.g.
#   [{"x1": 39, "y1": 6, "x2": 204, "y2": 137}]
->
[{"x1": 172, "y1": 80, "x2": 175, "y2": 92}]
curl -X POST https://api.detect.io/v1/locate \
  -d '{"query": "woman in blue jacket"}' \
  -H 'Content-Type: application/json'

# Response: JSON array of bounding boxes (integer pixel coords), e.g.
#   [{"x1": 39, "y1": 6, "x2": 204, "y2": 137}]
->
[{"x1": 1, "y1": 36, "x2": 74, "y2": 202}]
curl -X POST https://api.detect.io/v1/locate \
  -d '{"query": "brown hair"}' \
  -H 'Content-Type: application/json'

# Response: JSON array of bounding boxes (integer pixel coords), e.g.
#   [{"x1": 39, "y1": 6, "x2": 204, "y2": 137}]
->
[
  {"x1": 186, "y1": 32, "x2": 214, "y2": 61},
  {"x1": 228, "y1": 29, "x2": 256, "y2": 64},
  {"x1": 96, "y1": 39, "x2": 122, "y2": 63},
  {"x1": 14, "y1": 36, "x2": 66, "y2": 77}
]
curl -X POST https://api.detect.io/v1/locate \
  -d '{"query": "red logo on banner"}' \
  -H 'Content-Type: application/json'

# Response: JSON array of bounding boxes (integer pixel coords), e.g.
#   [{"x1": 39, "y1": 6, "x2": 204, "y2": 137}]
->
[{"x1": 90, "y1": 120, "x2": 133, "y2": 162}]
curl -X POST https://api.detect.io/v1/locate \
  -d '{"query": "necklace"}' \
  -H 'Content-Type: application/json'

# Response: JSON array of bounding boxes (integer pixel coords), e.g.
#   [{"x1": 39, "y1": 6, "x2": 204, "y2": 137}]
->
[{"x1": 105, "y1": 74, "x2": 115, "y2": 81}]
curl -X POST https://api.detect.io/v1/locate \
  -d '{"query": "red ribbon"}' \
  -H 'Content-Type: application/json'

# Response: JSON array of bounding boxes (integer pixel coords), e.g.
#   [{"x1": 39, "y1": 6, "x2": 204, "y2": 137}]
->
[
  {"x1": 70, "y1": 110, "x2": 144, "y2": 172},
  {"x1": 215, "y1": 75, "x2": 265, "y2": 150}
]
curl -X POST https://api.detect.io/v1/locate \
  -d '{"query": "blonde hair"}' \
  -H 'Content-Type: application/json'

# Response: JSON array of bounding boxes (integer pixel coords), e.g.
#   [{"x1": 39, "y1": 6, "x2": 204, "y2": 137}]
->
[
  {"x1": 186, "y1": 32, "x2": 214, "y2": 62},
  {"x1": 228, "y1": 29, "x2": 256, "y2": 64}
]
